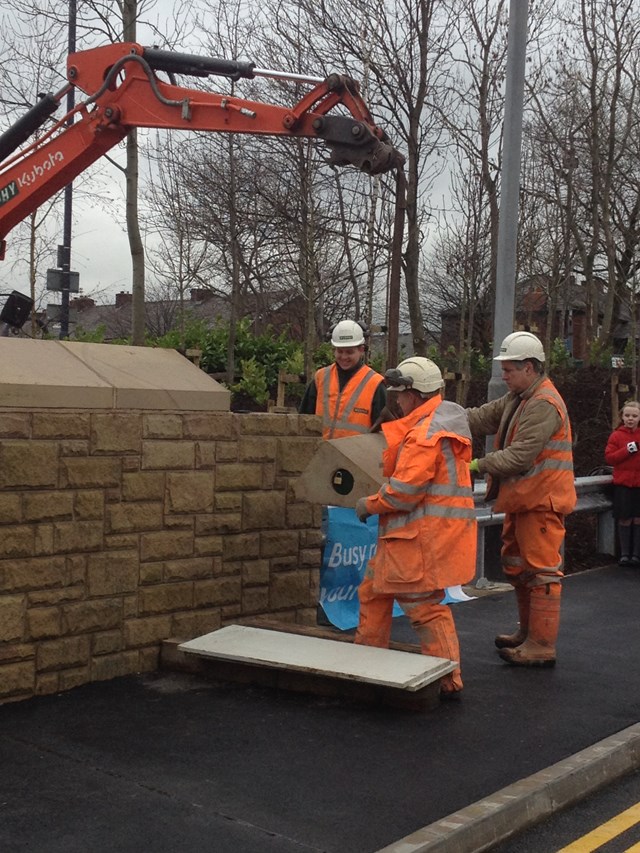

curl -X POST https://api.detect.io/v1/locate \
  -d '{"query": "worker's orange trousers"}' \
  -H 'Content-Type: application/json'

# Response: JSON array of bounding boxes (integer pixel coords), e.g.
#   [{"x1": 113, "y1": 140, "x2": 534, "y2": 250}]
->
[
  {"x1": 355, "y1": 575, "x2": 463, "y2": 692},
  {"x1": 501, "y1": 510, "x2": 565, "y2": 586}
]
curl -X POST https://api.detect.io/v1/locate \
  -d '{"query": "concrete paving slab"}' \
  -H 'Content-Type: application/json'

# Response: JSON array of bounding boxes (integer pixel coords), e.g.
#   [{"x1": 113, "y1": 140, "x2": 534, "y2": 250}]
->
[{"x1": 179, "y1": 624, "x2": 455, "y2": 690}]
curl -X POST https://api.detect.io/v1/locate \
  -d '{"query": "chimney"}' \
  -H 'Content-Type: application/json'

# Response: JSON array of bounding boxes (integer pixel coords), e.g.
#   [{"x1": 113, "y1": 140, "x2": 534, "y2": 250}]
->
[
  {"x1": 70, "y1": 296, "x2": 95, "y2": 313},
  {"x1": 115, "y1": 291, "x2": 133, "y2": 308}
]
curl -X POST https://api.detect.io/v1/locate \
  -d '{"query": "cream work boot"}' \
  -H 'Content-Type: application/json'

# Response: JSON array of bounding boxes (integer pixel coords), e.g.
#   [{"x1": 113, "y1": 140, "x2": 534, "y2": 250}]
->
[
  {"x1": 498, "y1": 583, "x2": 560, "y2": 667},
  {"x1": 494, "y1": 584, "x2": 530, "y2": 649}
]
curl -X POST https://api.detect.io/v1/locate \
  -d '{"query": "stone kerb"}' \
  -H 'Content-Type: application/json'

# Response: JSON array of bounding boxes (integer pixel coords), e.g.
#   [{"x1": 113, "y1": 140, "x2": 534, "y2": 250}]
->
[{"x1": 0, "y1": 409, "x2": 323, "y2": 703}]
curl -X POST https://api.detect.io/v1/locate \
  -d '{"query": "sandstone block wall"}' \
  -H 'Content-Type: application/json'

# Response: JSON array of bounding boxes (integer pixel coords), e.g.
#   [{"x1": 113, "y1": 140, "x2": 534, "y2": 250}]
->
[{"x1": 0, "y1": 410, "x2": 323, "y2": 703}]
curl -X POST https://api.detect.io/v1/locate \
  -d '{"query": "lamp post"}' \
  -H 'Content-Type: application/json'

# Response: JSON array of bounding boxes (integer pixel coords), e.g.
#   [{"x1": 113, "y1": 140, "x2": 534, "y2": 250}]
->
[{"x1": 487, "y1": 0, "x2": 529, "y2": 404}]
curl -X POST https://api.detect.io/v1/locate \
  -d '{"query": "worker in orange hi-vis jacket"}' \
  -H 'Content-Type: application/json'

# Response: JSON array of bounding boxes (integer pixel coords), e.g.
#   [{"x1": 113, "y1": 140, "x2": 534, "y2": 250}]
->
[
  {"x1": 298, "y1": 320, "x2": 387, "y2": 439},
  {"x1": 353, "y1": 357, "x2": 477, "y2": 699},
  {"x1": 466, "y1": 332, "x2": 576, "y2": 668}
]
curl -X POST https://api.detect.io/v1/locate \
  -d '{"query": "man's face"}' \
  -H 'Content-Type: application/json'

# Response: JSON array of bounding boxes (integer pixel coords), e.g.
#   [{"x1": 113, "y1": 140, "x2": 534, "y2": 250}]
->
[
  {"x1": 333, "y1": 345, "x2": 364, "y2": 370},
  {"x1": 390, "y1": 389, "x2": 419, "y2": 417},
  {"x1": 500, "y1": 360, "x2": 538, "y2": 394}
]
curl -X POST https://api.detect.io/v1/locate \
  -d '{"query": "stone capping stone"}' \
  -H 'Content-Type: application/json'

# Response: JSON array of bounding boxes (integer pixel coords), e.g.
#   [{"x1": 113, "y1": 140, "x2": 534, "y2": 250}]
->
[{"x1": 0, "y1": 339, "x2": 231, "y2": 411}]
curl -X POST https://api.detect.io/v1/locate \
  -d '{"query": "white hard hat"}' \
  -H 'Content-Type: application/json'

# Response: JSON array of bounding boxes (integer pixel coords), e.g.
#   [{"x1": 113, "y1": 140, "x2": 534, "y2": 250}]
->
[
  {"x1": 385, "y1": 357, "x2": 444, "y2": 394},
  {"x1": 494, "y1": 331, "x2": 546, "y2": 363},
  {"x1": 331, "y1": 320, "x2": 365, "y2": 348}
]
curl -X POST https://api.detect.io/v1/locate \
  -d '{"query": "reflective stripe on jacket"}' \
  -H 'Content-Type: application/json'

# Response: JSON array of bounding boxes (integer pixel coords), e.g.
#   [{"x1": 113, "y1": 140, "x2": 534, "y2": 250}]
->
[
  {"x1": 365, "y1": 396, "x2": 477, "y2": 593},
  {"x1": 315, "y1": 363, "x2": 383, "y2": 439},
  {"x1": 493, "y1": 378, "x2": 576, "y2": 514}
]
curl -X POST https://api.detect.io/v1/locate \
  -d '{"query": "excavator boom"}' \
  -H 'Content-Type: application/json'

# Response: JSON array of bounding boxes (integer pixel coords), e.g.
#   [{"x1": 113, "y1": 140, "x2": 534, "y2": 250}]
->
[{"x1": 0, "y1": 42, "x2": 404, "y2": 259}]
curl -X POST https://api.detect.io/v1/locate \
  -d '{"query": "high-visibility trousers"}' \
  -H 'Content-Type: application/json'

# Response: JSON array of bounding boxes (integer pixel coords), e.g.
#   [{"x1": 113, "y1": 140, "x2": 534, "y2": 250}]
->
[
  {"x1": 355, "y1": 574, "x2": 463, "y2": 691},
  {"x1": 501, "y1": 510, "x2": 566, "y2": 587}
]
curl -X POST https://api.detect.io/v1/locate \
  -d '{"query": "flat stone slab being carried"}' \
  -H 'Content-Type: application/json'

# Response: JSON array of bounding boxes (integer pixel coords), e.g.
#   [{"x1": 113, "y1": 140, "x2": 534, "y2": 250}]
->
[{"x1": 178, "y1": 625, "x2": 455, "y2": 710}]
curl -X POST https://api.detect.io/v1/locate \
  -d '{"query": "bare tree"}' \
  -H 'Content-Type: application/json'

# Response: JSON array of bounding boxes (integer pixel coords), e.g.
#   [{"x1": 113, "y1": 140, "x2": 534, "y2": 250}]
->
[
  {"x1": 436, "y1": 0, "x2": 508, "y2": 332},
  {"x1": 422, "y1": 150, "x2": 493, "y2": 403},
  {"x1": 527, "y1": 0, "x2": 640, "y2": 353},
  {"x1": 143, "y1": 132, "x2": 215, "y2": 348},
  {"x1": 261, "y1": 0, "x2": 458, "y2": 356}
]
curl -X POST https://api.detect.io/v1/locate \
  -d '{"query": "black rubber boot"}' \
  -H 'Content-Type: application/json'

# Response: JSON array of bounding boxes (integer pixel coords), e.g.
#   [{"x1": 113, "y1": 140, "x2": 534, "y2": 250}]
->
[
  {"x1": 631, "y1": 524, "x2": 640, "y2": 565},
  {"x1": 619, "y1": 523, "x2": 633, "y2": 565}
]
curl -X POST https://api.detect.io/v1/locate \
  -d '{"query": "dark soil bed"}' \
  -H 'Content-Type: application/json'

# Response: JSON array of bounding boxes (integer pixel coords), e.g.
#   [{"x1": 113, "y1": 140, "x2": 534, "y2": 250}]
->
[{"x1": 564, "y1": 513, "x2": 613, "y2": 575}]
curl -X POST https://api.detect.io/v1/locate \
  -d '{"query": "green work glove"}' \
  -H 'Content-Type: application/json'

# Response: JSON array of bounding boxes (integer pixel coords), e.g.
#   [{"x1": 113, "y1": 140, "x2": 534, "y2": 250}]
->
[
  {"x1": 355, "y1": 497, "x2": 371, "y2": 523},
  {"x1": 469, "y1": 458, "x2": 480, "y2": 475}
]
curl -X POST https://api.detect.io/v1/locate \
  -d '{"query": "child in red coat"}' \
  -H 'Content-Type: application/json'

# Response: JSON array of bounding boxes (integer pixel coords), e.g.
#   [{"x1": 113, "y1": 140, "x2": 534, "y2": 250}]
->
[{"x1": 605, "y1": 400, "x2": 640, "y2": 565}]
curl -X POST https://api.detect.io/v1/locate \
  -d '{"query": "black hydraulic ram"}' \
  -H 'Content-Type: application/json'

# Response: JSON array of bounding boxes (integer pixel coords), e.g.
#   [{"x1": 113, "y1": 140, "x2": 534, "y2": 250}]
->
[
  {"x1": 142, "y1": 47, "x2": 326, "y2": 86},
  {"x1": 0, "y1": 93, "x2": 61, "y2": 165},
  {"x1": 142, "y1": 48, "x2": 256, "y2": 81}
]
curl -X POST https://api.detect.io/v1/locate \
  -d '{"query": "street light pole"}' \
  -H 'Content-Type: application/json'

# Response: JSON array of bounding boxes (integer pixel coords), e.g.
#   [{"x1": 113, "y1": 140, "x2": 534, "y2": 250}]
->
[{"x1": 487, "y1": 0, "x2": 529, "y2": 403}]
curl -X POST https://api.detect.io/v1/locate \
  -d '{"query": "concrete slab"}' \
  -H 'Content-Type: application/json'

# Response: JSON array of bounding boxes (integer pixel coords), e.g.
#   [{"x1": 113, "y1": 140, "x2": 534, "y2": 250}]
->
[{"x1": 178, "y1": 624, "x2": 455, "y2": 691}]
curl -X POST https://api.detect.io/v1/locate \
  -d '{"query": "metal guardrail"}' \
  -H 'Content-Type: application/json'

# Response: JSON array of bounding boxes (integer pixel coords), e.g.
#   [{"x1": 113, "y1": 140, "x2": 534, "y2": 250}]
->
[{"x1": 474, "y1": 475, "x2": 615, "y2": 585}]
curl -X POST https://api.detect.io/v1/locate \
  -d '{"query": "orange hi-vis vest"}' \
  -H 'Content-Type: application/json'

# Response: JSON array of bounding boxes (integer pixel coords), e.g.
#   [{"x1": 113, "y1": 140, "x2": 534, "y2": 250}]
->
[
  {"x1": 365, "y1": 396, "x2": 477, "y2": 594},
  {"x1": 494, "y1": 377, "x2": 576, "y2": 515},
  {"x1": 315, "y1": 363, "x2": 382, "y2": 439}
]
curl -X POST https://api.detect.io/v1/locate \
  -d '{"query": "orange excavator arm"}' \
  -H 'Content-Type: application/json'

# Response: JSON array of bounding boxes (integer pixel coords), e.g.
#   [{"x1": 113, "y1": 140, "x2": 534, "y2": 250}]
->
[{"x1": 0, "y1": 42, "x2": 404, "y2": 259}]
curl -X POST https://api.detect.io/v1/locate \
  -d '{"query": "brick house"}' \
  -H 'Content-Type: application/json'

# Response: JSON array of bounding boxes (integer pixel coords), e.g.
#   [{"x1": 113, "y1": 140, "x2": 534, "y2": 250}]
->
[
  {"x1": 440, "y1": 275, "x2": 607, "y2": 361},
  {"x1": 44, "y1": 288, "x2": 312, "y2": 343}
]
